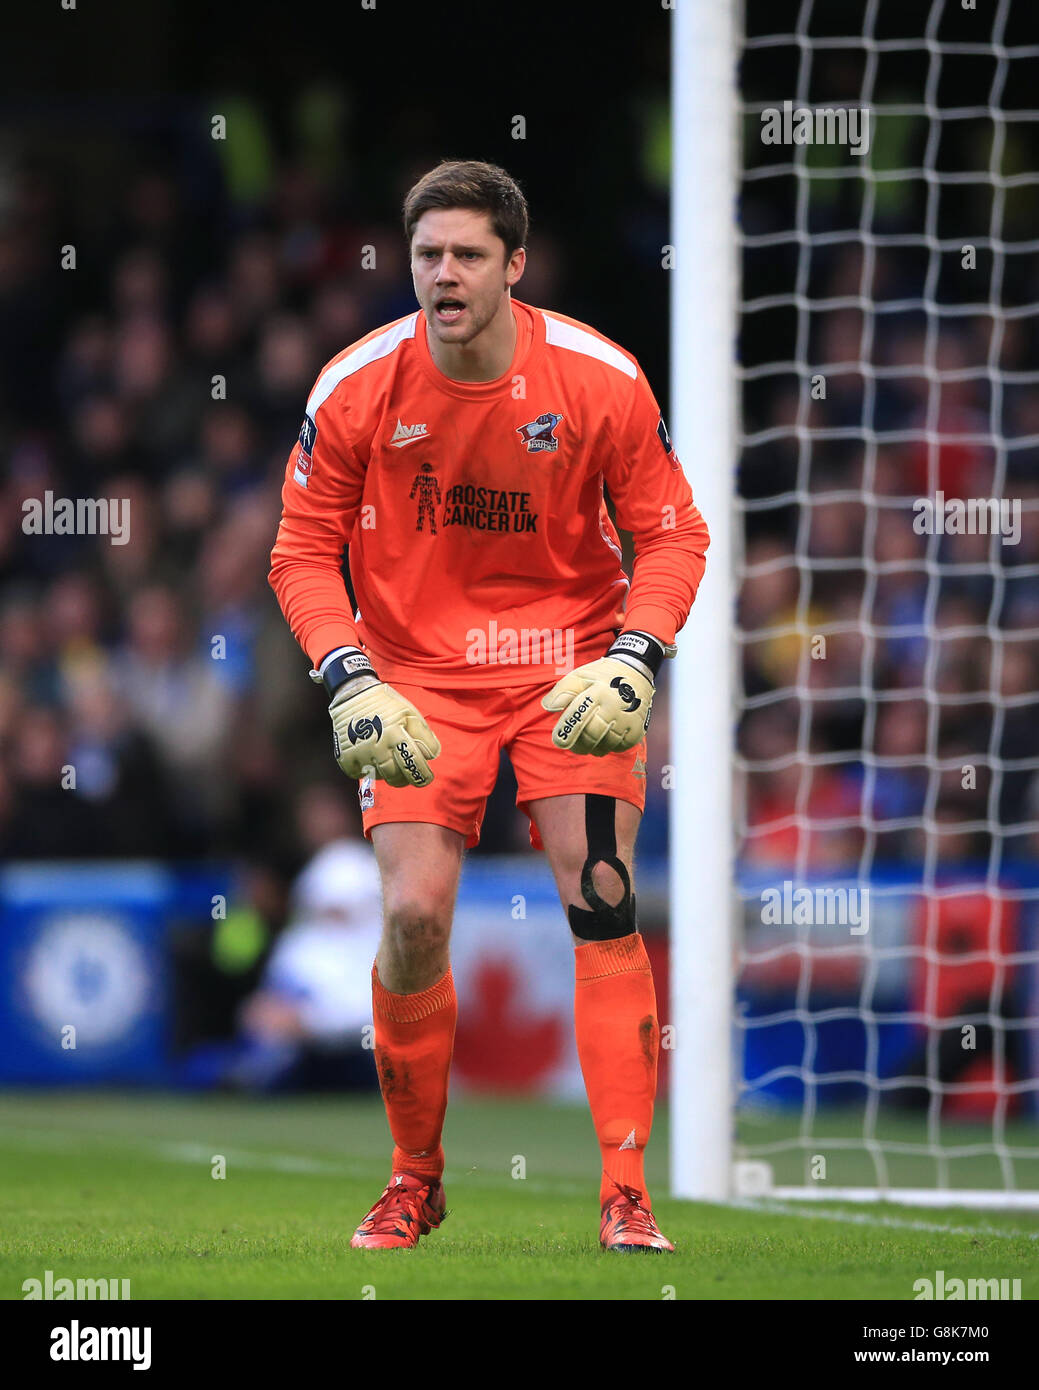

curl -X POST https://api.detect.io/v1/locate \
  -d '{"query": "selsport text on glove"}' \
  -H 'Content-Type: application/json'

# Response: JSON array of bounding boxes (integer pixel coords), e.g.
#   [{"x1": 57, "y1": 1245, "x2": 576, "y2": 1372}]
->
[{"x1": 541, "y1": 631, "x2": 673, "y2": 756}]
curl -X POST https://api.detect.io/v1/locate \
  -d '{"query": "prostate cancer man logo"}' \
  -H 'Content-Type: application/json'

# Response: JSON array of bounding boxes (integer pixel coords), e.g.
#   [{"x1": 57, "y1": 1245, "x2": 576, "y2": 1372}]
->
[
  {"x1": 517, "y1": 411, "x2": 564, "y2": 452},
  {"x1": 411, "y1": 462, "x2": 442, "y2": 534}
]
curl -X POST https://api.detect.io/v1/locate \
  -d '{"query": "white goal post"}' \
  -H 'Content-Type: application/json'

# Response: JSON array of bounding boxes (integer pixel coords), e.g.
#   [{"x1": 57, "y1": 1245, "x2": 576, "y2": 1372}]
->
[
  {"x1": 669, "y1": 0, "x2": 739, "y2": 1203},
  {"x1": 669, "y1": 0, "x2": 1039, "y2": 1208}
]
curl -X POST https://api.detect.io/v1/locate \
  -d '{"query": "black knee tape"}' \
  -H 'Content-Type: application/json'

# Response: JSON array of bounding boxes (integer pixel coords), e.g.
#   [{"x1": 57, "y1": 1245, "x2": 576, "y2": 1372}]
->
[{"x1": 567, "y1": 794, "x2": 638, "y2": 941}]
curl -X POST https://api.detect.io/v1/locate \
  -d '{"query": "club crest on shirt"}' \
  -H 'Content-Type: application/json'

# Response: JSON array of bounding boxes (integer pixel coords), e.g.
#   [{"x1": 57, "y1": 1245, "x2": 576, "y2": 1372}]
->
[
  {"x1": 294, "y1": 414, "x2": 318, "y2": 488},
  {"x1": 516, "y1": 411, "x2": 563, "y2": 453}
]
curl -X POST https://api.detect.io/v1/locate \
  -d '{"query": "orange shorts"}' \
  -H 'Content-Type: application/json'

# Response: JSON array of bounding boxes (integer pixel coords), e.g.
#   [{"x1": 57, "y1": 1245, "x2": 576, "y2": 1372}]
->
[{"x1": 358, "y1": 677, "x2": 648, "y2": 849}]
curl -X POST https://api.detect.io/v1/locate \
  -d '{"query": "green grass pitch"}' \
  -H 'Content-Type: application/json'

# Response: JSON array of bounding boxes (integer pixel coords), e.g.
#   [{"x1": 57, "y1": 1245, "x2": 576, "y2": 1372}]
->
[{"x1": 0, "y1": 1092, "x2": 1036, "y2": 1300}]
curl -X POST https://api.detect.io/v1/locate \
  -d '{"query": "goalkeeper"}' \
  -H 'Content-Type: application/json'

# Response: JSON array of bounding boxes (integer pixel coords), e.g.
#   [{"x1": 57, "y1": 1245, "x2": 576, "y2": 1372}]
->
[{"x1": 268, "y1": 160, "x2": 710, "y2": 1252}]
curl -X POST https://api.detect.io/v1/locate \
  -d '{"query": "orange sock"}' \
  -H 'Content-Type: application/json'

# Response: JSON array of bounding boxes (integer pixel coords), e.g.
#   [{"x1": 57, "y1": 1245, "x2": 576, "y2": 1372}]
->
[
  {"x1": 574, "y1": 933, "x2": 660, "y2": 1209},
  {"x1": 371, "y1": 962, "x2": 457, "y2": 1182}
]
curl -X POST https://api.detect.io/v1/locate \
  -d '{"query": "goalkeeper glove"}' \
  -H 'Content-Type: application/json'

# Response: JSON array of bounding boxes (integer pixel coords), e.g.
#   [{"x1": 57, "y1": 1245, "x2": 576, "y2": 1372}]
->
[
  {"x1": 541, "y1": 631, "x2": 673, "y2": 756},
  {"x1": 311, "y1": 647, "x2": 440, "y2": 788}
]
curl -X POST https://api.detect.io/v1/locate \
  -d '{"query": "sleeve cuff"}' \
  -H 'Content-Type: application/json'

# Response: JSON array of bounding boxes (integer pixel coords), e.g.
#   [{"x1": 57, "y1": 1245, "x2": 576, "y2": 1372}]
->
[
  {"x1": 305, "y1": 622, "x2": 362, "y2": 669},
  {"x1": 619, "y1": 604, "x2": 678, "y2": 647}
]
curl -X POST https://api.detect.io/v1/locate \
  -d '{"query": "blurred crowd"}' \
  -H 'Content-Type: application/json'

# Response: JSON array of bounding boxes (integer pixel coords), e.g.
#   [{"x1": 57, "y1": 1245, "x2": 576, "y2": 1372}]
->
[
  {"x1": 737, "y1": 239, "x2": 1039, "y2": 874},
  {"x1": 0, "y1": 157, "x2": 409, "y2": 867}
]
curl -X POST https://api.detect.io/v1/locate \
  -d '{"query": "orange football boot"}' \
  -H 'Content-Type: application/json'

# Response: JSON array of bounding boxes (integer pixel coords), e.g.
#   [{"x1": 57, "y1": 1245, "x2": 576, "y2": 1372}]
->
[
  {"x1": 350, "y1": 1172, "x2": 447, "y2": 1250},
  {"x1": 600, "y1": 1180, "x2": 674, "y2": 1252}
]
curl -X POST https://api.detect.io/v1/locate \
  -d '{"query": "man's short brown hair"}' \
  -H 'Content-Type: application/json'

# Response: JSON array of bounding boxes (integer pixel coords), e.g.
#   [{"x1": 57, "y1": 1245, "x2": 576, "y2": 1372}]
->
[{"x1": 403, "y1": 160, "x2": 529, "y2": 257}]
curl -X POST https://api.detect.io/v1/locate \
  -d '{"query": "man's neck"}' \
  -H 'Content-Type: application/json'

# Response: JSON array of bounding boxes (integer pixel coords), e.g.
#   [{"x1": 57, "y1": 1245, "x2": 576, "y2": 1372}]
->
[{"x1": 429, "y1": 297, "x2": 518, "y2": 383}]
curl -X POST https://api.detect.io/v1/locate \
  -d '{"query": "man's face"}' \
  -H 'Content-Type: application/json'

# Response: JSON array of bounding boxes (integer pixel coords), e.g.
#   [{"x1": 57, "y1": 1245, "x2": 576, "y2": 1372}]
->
[{"x1": 411, "y1": 208, "x2": 524, "y2": 345}]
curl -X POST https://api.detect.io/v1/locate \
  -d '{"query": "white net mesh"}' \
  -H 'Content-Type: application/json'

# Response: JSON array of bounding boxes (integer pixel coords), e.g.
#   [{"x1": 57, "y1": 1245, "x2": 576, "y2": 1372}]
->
[{"x1": 733, "y1": 0, "x2": 1039, "y2": 1197}]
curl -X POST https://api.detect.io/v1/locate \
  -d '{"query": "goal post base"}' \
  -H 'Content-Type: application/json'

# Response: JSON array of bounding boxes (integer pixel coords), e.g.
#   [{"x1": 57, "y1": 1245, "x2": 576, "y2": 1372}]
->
[{"x1": 768, "y1": 1187, "x2": 1039, "y2": 1211}]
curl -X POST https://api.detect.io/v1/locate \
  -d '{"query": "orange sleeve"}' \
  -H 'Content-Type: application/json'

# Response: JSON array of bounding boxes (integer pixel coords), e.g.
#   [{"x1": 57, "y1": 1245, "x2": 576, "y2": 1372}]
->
[
  {"x1": 604, "y1": 370, "x2": 711, "y2": 646},
  {"x1": 268, "y1": 388, "x2": 368, "y2": 667}
]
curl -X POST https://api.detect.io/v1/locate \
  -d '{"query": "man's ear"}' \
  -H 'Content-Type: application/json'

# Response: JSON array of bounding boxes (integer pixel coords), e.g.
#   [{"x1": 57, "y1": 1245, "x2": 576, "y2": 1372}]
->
[{"x1": 506, "y1": 246, "x2": 526, "y2": 288}]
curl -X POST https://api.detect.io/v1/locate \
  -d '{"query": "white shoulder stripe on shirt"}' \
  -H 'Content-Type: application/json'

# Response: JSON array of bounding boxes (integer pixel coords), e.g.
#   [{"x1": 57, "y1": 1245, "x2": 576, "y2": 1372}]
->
[
  {"x1": 540, "y1": 312, "x2": 637, "y2": 380},
  {"x1": 307, "y1": 314, "x2": 419, "y2": 417}
]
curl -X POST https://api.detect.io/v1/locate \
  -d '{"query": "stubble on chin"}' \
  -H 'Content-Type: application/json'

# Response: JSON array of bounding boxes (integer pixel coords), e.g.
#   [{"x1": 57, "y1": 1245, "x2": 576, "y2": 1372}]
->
[{"x1": 431, "y1": 313, "x2": 485, "y2": 347}]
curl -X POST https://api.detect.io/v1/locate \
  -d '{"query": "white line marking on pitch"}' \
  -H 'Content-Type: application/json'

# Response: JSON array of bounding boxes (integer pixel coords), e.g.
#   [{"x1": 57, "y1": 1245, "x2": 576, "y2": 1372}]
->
[
  {"x1": 155, "y1": 1141, "x2": 349, "y2": 1175},
  {"x1": 0, "y1": 1125, "x2": 354, "y2": 1176},
  {"x1": 732, "y1": 1198, "x2": 1039, "y2": 1240}
]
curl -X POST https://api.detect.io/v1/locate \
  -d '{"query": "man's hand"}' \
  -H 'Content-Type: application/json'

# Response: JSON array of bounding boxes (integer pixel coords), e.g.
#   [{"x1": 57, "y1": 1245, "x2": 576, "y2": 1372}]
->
[
  {"x1": 542, "y1": 632, "x2": 670, "y2": 756},
  {"x1": 313, "y1": 647, "x2": 440, "y2": 787}
]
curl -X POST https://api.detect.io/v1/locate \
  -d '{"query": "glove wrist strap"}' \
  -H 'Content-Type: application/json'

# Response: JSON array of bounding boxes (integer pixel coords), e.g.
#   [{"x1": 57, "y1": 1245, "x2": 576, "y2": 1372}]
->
[
  {"x1": 309, "y1": 646, "x2": 378, "y2": 701},
  {"x1": 607, "y1": 631, "x2": 671, "y2": 679}
]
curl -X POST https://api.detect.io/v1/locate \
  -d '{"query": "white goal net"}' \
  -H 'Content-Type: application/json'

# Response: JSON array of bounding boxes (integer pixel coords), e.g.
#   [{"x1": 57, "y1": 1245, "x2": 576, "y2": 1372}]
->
[{"x1": 726, "y1": 0, "x2": 1039, "y2": 1205}]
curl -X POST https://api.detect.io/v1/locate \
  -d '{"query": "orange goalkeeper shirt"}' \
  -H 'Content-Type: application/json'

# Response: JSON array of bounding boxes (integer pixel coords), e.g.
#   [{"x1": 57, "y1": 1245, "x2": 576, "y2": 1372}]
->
[{"x1": 268, "y1": 298, "x2": 710, "y2": 687}]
